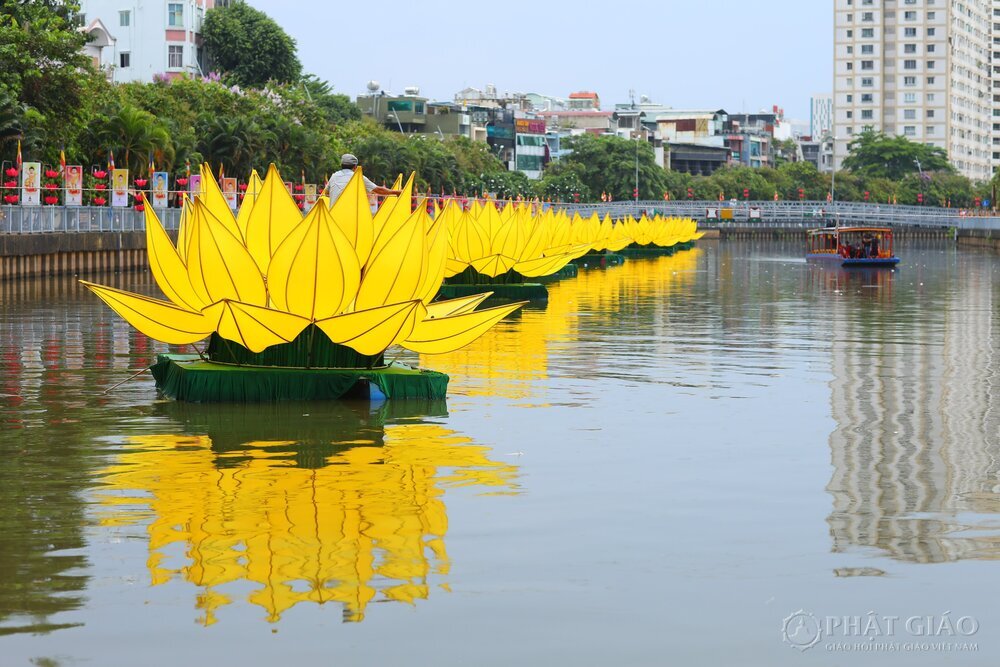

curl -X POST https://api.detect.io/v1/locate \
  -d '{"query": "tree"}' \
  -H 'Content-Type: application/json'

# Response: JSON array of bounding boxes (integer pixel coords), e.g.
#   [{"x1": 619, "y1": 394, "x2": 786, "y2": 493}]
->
[
  {"x1": 301, "y1": 74, "x2": 361, "y2": 125},
  {"x1": 558, "y1": 134, "x2": 668, "y2": 200},
  {"x1": 92, "y1": 106, "x2": 173, "y2": 175},
  {"x1": 842, "y1": 129, "x2": 952, "y2": 179},
  {"x1": 202, "y1": 3, "x2": 301, "y2": 88}
]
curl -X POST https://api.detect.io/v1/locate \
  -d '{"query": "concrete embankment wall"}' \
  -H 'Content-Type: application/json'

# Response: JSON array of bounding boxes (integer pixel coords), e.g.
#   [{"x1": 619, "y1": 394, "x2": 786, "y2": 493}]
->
[
  {"x1": 0, "y1": 232, "x2": 150, "y2": 281},
  {"x1": 956, "y1": 229, "x2": 1000, "y2": 251},
  {"x1": 712, "y1": 227, "x2": 954, "y2": 241}
]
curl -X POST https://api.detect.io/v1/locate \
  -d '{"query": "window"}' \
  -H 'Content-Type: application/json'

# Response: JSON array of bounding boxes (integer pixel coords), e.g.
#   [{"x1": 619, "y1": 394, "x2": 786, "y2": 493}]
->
[
  {"x1": 904, "y1": 60, "x2": 917, "y2": 69},
  {"x1": 905, "y1": 27, "x2": 917, "y2": 36},
  {"x1": 904, "y1": 44, "x2": 917, "y2": 54},
  {"x1": 847, "y1": 45, "x2": 854, "y2": 54},
  {"x1": 927, "y1": 126, "x2": 936, "y2": 135},
  {"x1": 927, "y1": 93, "x2": 935, "y2": 102},
  {"x1": 862, "y1": 28, "x2": 874, "y2": 38},
  {"x1": 862, "y1": 44, "x2": 874, "y2": 54},
  {"x1": 119, "y1": 10, "x2": 129, "y2": 26},
  {"x1": 861, "y1": 60, "x2": 873, "y2": 70},
  {"x1": 168, "y1": 3, "x2": 183, "y2": 27},
  {"x1": 120, "y1": 52, "x2": 130, "y2": 68},
  {"x1": 927, "y1": 61, "x2": 935, "y2": 69},
  {"x1": 861, "y1": 110, "x2": 873, "y2": 119},
  {"x1": 846, "y1": 111, "x2": 853, "y2": 119},
  {"x1": 847, "y1": 29, "x2": 853, "y2": 37},
  {"x1": 927, "y1": 76, "x2": 935, "y2": 84},
  {"x1": 862, "y1": 12, "x2": 874, "y2": 21},
  {"x1": 168, "y1": 44, "x2": 183, "y2": 68},
  {"x1": 904, "y1": 76, "x2": 917, "y2": 85},
  {"x1": 862, "y1": 77, "x2": 874, "y2": 87},
  {"x1": 847, "y1": 62, "x2": 854, "y2": 70},
  {"x1": 904, "y1": 93, "x2": 916, "y2": 103},
  {"x1": 904, "y1": 109, "x2": 917, "y2": 120},
  {"x1": 847, "y1": 94, "x2": 853, "y2": 103},
  {"x1": 927, "y1": 27, "x2": 935, "y2": 36},
  {"x1": 387, "y1": 100, "x2": 413, "y2": 112},
  {"x1": 927, "y1": 44, "x2": 935, "y2": 53},
  {"x1": 862, "y1": 93, "x2": 873, "y2": 103},
  {"x1": 904, "y1": 126, "x2": 916, "y2": 136},
  {"x1": 927, "y1": 110, "x2": 935, "y2": 118},
  {"x1": 927, "y1": 11, "x2": 935, "y2": 19},
  {"x1": 904, "y1": 11, "x2": 916, "y2": 20}
]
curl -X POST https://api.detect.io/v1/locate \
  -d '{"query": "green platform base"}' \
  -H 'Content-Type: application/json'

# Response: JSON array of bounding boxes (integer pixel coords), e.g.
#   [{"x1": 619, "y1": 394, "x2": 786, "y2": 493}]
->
[
  {"x1": 571, "y1": 252, "x2": 625, "y2": 268},
  {"x1": 436, "y1": 283, "x2": 548, "y2": 302},
  {"x1": 535, "y1": 263, "x2": 578, "y2": 281},
  {"x1": 620, "y1": 244, "x2": 678, "y2": 256},
  {"x1": 150, "y1": 354, "x2": 449, "y2": 403}
]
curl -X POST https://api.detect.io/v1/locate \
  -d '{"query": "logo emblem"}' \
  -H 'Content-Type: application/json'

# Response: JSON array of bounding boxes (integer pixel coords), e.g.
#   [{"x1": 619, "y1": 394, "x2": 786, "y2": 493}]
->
[{"x1": 783, "y1": 610, "x2": 822, "y2": 651}]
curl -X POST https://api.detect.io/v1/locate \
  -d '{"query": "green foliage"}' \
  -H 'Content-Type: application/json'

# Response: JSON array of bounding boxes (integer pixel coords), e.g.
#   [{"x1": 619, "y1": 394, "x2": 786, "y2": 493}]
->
[
  {"x1": 559, "y1": 134, "x2": 668, "y2": 199},
  {"x1": 842, "y1": 129, "x2": 952, "y2": 179},
  {"x1": 534, "y1": 164, "x2": 591, "y2": 201},
  {"x1": 302, "y1": 75, "x2": 361, "y2": 125},
  {"x1": 202, "y1": 2, "x2": 301, "y2": 88}
]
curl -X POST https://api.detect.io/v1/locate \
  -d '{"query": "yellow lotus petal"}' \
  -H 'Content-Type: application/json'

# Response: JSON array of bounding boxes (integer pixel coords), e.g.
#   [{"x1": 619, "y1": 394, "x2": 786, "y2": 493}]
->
[
  {"x1": 188, "y1": 199, "x2": 268, "y2": 306},
  {"x1": 402, "y1": 302, "x2": 526, "y2": 355},
  {"x1": 315, "y1": 300, "x2": 425, "y2": 356},
  {"x1": 198, "y1": 164, "x2": 242, "y2": 240},
  {"x1": 268, "y1": 203, "x2": 361, "y2": 320},
  {"x1": 425, "y1": 293, "x2": 492, "y2": 319},
  {"x1": 478, "y1": 200, "x2": 503, "y2": 247},
  {"x1": 513, "y1": 252, "x2": 576, "y2": 278},
  {"x1": 452, "y1": 213, "x2": 489, "y2": 263},
  {"x1": 417, "y1": 213, "x2": 448, "y2": 304},
  {"x1": 81, "y1": 281, "x2": 214, "y2": 345},
  {"x1": 202, "y1": 301, "x2": 311, "y2": 354},
  {"x1": 330, "y1": 168, "x2": 375, "y2": 267},
  {"x1": 236, "y1": 169, "x2": 263, "y2": 241},
  {"x1": 144, "y1": 203, "x2": 205, "y2": 311},
  {"x1": 245, "y1": 164, "x2": 302, "y2": 274},
  {"x1": 176, "y1": 194, "x2": 191, "y2": 262},
  {"x1": 470, "y1": 254, "x2": 518, "y2": 278},
  {"x1": 370, "y1": 173, "x2": 415, "y2": 261},
  {"x1": 444, "y1": 258, "x2": 469, "y2": 278},
  {"x1": 355, "y1": 209, "x2": 426, "y2": 311}
]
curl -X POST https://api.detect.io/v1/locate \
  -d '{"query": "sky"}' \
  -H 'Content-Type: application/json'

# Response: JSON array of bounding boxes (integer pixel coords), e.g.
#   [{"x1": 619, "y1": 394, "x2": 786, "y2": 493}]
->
[{"x1": 249, "y1": 0, "x2": 832, "y2": 121}]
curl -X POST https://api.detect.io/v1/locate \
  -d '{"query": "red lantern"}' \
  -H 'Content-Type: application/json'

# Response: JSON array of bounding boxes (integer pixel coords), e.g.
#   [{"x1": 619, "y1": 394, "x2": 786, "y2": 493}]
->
[
  {"x1": 917, "y1": 193, "x2": 924, "y2": 204},
  {"x1": 798, "y1": 188, "x2": 805, "y2": 200},
  {"x1": 95, "y1": 183, "x2": 107, "y2": 191},
  {"x1": 44, "y1": 195, "x2": 59, "y2": 205},
  {"x1": 687, "y1": 187, "x2": 694, "y2": 199},
  {"x1": 93, "y1": 196, "x2": 106, "y2": 205},
  {"x1": 44, "y1": 182, "x2": 57, "y2": 191},
  {"x1": 743, "y1": 188, "x2": 750, "y2": 200},
  {"x1": 238, "y1": 182, "x2": 248, "y2": 191},
  {"x1": 134, "y1": 178, "x2": 148, "y2": 188},
  {"x1": 134, "y1": 203, "x2": 145, "y2": 211},
  {"x1": 863, "y1": 191, "x2": 870, "y2": 201},
  {"x1": 93, "y1": 170, "x2": 107, "y2": 179},
  {"x1": 4, "y1": 167, "x2": 17, "y2": 177},
  {"x1": 297, "y1": 201, "x2": 305, "y2": 210},
  {"x1": 45, "y1": 169, "x2": 59, "y2": 179},
  {"x1": 3, "y1": 180, "x2": 16, "y2": 188},
  {"x1": 176, "y1": 177, "x2": 188, "y2": 187},
  {"x1": 4, "y1": 194, "x2": 19, "y2": 204}
]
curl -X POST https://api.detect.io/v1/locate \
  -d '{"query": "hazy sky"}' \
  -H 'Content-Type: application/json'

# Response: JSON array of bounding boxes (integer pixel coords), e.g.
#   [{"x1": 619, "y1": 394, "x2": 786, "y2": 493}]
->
[{"x1": 249, "y1": 0, "x2": 831, "y2": 121}]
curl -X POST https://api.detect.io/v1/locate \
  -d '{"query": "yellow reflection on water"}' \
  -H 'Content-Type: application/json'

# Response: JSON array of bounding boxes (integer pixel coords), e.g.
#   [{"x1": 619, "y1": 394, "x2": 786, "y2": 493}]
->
[
  {"x1": 424, "y1": 250, "x2": 702, "y2": 398},
  {"x1": 94, "y1": 405, "x2": 518, "y2": 624}
]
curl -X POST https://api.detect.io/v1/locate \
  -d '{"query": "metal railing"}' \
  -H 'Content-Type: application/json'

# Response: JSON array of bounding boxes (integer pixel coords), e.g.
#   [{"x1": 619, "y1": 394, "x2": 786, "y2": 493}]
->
[
  {"x1": 0, "y1": 206, "x2": 181, "y2": 234},
  {"x1": 2, "y1": 201, "x2": 999, "y2": 234},
  {"x1": 551, "y1": 200, "x2": 1000, "y2": 231}
]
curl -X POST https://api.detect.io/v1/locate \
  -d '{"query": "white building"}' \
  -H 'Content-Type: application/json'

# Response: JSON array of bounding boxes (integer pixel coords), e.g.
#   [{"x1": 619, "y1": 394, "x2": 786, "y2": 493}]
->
[
  {"x1": 833, "y1": 0, "x2": 992, "y2": 180},
  {"x1": 810, "y1": 94, "x2": 833, "y2": 138},
  {"x1": 993, "y1": 0, "x2": 1000, "y2": 170},
  {"x1": 78, "y1": 0, "x2": 223, "y2": 83}
]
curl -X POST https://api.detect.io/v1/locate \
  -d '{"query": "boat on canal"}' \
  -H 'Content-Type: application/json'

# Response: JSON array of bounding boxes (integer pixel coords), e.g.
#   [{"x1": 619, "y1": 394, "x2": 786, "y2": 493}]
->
[{"x1": 806, "y1": 226, "x2": 900, "y2": 267}]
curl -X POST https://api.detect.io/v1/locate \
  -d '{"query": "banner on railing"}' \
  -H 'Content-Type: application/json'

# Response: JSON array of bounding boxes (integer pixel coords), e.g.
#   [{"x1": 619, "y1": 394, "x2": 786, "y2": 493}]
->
[
  {"x1": 749, "y1": 207, "x2": 762, "y2": 220},
  {"x1": 152, "y1": 172, "x2": 169, "y2": 208},
  {"x1": 21, "y1": 162, "x2": 41, "y2": 206},
  {"x1": 304, "y1": 184, "x2": 318, "y2": 212},
  {"x1": 112, "y1": 169, "x2": 129, "y2": 207},
  {"x1": 706, "y1": 208, "x2": 719, "y2": 219},
  {"x1": 65, "y1": 165, "x2": 83, "y2": 206},
  {"x1": 188, "y1": 174, "x2": 202, "y2": 197},
  {"x1": 222, "y1": 177, "x2": 238, "y2": 209}
]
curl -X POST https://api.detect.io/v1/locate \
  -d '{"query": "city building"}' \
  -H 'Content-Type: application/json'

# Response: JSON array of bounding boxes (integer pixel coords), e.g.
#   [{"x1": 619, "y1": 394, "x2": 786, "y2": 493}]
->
[
  {"x1": 356, "y1": 87, "x2": 429, "y2": 134},
  {"x1": 78, "y1": 0, "x2": 222, "y2": 83},
  {"x1": 811, "y1": 94, "x2": 833, "y2": 139},
  {"x1": 993, "y1": 0, "x2": 1000, "y2": 169},
  {"x1": 833, "y1": 0, "x2": 992, "y2": 179}
]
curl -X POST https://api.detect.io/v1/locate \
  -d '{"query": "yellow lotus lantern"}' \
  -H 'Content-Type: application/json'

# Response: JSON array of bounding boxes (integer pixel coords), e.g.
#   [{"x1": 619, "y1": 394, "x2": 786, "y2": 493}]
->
[{"x1": 82, "y1": 165, "x2": 526, "y2": 402}]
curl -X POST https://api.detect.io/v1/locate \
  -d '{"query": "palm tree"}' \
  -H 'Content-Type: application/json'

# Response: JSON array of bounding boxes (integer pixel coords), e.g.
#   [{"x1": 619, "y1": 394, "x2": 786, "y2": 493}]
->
[
  {"x1": 0, "y1": 91, "x2": 25, "y2": 153},
  {"x1": 99, "y1": 106, "x2": 172, "y2": 174}
]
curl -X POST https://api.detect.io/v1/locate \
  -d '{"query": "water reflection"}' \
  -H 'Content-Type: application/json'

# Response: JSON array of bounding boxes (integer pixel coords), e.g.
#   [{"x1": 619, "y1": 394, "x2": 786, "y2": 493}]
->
[
  {"x1": 93, "y1": 401, "x2": 519, "y2": 624},
  {"x1": 825, "y1": 253, "x2": 1000, "y2": 563},
  {"x1": 423, "y1": 250, "x2": 703, "y2": 397}
]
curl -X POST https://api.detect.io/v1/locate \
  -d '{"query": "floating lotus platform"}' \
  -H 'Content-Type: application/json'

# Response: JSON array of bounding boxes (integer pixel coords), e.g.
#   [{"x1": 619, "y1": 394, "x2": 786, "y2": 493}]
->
[
  {"x1": 150, "y1": 328, "x2": 449, "y2": 402},
  {"x1": 440, "y1": 266, "x2": 551, "y2": 302},
  {"x1": 571, "y1": 251, "x2": 626, "y2": 268}
]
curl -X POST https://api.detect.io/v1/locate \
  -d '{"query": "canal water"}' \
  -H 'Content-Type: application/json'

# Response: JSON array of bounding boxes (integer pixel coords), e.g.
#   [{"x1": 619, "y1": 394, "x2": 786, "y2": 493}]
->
[{"x1": 1, "y1": 240, "x2": 998, "y2": 666}]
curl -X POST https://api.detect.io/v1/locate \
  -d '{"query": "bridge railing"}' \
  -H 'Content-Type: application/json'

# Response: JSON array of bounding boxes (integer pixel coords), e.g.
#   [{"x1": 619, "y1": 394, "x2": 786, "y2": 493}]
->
[{"x1": 551, "y1": 200, "x2": 1000, "y2": 231}]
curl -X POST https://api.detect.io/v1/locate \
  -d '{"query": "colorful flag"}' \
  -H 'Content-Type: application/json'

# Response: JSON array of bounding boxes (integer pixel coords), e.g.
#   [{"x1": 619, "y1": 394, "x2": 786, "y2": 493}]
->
[
  {"x1": 148, "y1": 151, "x2": 154, "y2": 176},
  {"x1": 59, "y1": 146, "x2": 67, "y2": 175},
  {"x1": 185, "y1": 160, "x2": 191, "y2": 178},
  {"x1": 108, "y1": 149, "x2": 115, "y2": 172},
  {"x1": 15, "y1": 139, "x2": 22, "y2": 168}
]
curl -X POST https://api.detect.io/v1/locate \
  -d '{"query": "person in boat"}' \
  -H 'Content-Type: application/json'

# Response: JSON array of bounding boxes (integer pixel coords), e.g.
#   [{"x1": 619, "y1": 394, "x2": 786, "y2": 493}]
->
[
  {"x1": 861, "y1": 233, "x2": 873, "y2": 258},
  {"x1": 326, "y1": 153, "x2": 401, "y2": 208},
  {"x1": 869, "y1": 234, "x2": 880, "y2": 258}
]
